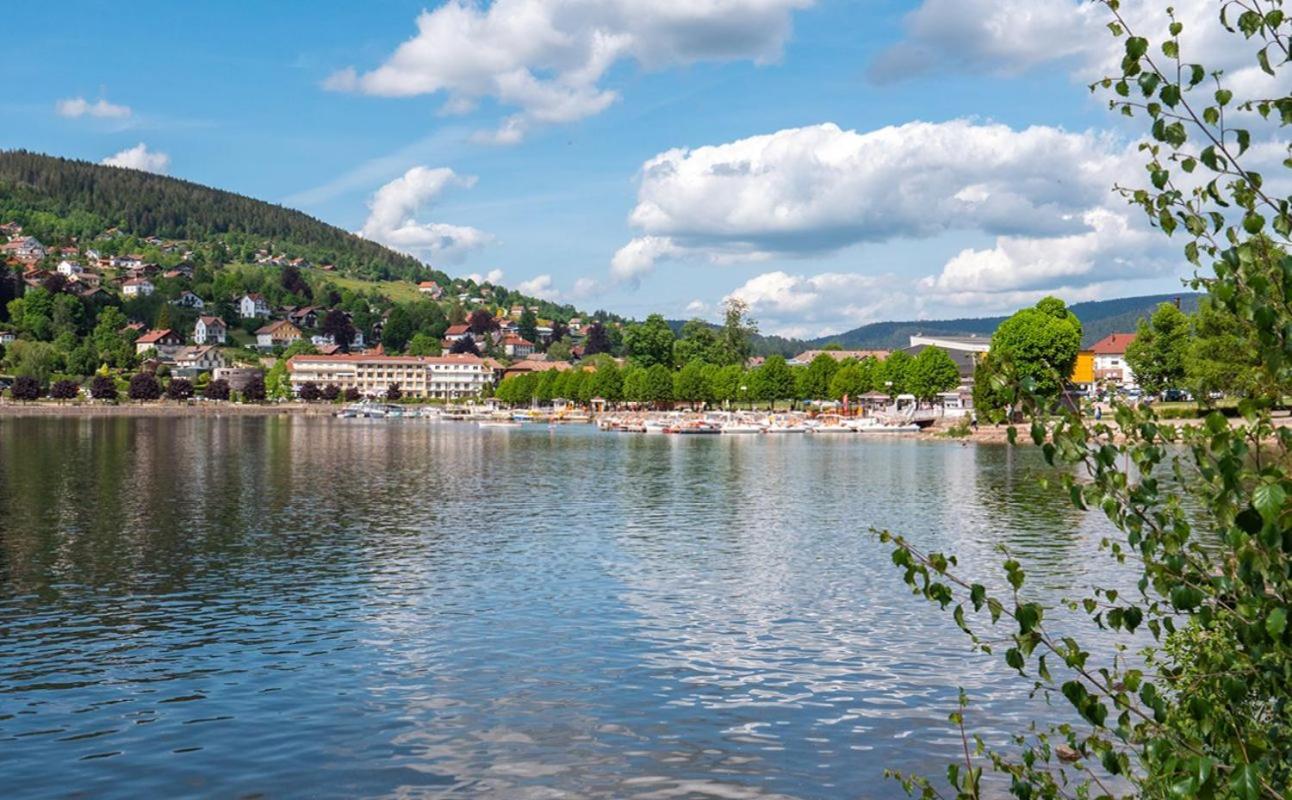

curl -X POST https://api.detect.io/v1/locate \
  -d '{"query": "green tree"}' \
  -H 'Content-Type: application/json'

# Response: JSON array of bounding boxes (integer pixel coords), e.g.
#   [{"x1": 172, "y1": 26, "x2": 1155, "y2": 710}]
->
[
  {"x1": 673, "y1": 319, "x2": 718, "y2": 367},
  {"x1": 905, "y1": 347, "x2": 961, "y2": 401},
  {"x1": 828, "y1": 360, "x2": 870, "y2": 401},
  {"x1": 986, "y1": 296, "x2": 1081, "y2": 405},
  {"x1": 709, "y1": 364, "x2": 745, "y2": 407},
  {"x1": 406, "y1": 332, "x2": 441, "y2": 356},
  {"x1": 799, "y1": 353, "x2": 840, "y2": 400},
  {"x1": 752, "y1": 355, "x2": 795, "y2": 406},
  {"x1": 2, "y1": 340, "x2": 63, "y2": 384},
  {"x1": 265, "y1": 360, "x2": 292, "y2": 400},
  {"x1": 1125, "y1": 302, "x2": 1191, "y2": 395},
  {"x1": 621, "y1": 365, "x2": 646, "y2": 403},
  {"x1": 1185, "y1": 298, "x2": 1264, "y2": 402},
  {"x1": 624, "y1": 314, "x2": 676, "y2": 368},
  {"x1": 382, "y1": 306, "x2": 415, "y2": 352},
  {"x1": 517, "y1": 307, "x2": 539, "y2": 344},
  {"x1": 589, "y1": 358, "x2": 622, "y2": 402},
  {"x1": 673, "y1": 359, "x2": 712, "y2": 407},
  {"x1": 714, "y1": 298, "x2": 757, "y2": 366},
  {"x1": 875, "y1": 350, "x2": 913, "y2": 397},
  {"x1": 642, "y1": 363, "x2": 675, "y2": 407}
]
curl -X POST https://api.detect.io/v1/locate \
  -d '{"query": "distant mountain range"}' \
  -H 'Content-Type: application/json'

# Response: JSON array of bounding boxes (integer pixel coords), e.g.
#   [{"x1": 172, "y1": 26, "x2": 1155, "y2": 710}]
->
[{"x1": 804, "y1": 293, "x2": 1202, "y2": 351}]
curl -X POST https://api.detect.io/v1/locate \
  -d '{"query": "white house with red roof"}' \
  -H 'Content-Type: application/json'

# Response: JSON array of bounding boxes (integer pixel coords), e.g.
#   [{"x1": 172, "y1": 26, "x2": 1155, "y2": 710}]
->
[
  {"x1": 194, "y1": 316, "x2": 228, "y2": 345},
  {"x1": 239, "y1": 292, "x2": 270, "y2": 318},
  {"x1": 121, "y1": 277, "x2": 155, "y2": 297},
  {"x1": 1090, "y1": 333, "x2": 1138, "y2": 388},
  {"x1": 135, "y1": 328, "x2": 184, "y2": 357},
  {"x1": 502, "y1": 334, "x2": 535, "y2": 358}
]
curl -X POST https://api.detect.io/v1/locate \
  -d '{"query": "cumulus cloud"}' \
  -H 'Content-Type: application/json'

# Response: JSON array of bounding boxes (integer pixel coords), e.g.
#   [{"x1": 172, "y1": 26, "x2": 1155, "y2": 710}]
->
[
  {"x1": 359, "y1": 166, "x2": 493, "y2": 263},
  {"x1": 325, "y1": 0, "x2": 811, "y2": 142},
  {"x1": 516, "y1": 274, "x2": 562, "y2": 300},
  {"x1": 870, "y1": 0, "x2": 1277, "y2": 90},
  {"x1": 101, "y1": 143, "x2": 170, "y2": 174},
  {"x1": 57, "y1": 96, "x2": 132, "y2": 119},
  {"x1": 725, "y1": 270, "x2": 913, "y2": 338},
  {"x1": 465, "y1": 268, "x2": 505, "y2": 285},
  {"x1": 615, "y1": 120, "x2": 1138, "y2": 282}
]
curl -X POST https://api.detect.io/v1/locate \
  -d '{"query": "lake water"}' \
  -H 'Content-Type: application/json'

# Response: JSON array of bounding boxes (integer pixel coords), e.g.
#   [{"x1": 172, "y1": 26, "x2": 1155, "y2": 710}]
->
[{"x1": 0, "y1": 417, "x2": 1135, "y2": 799}]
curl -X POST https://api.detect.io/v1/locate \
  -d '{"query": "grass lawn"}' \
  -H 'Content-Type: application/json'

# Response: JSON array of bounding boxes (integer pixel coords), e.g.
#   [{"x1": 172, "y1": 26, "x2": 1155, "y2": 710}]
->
[{"x1": 321, "y1": 273, "x2": 426, "y2": 304}]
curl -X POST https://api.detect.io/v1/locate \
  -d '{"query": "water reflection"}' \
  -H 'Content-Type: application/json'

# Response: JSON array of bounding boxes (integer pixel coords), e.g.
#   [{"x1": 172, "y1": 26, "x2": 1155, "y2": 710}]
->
[{"x1": 0, "y1": 418, "x2": 1140, "y2": 799}]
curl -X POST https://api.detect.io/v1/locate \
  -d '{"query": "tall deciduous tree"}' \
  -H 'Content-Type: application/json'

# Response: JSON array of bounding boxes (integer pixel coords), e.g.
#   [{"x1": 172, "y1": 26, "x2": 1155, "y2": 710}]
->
[
  {"x1": 1125, "y1": 302, "x2": 1191, "y2": 395},
  {"x1": 906, "y1": 347, "x2": 961, "y2": 401},
  {"x1": 583, "y1": 322, "x2": 612, "y2": 356},
  {"x1": 517, "y1": 307, "x2": 538, "y2": 344},
  {"x1": 321, "y1": 308, "x2": 356, "y2": 351},
  {"x1": 624, "y1": 314, "x2": 676, "y2": 368},
  {"x1": 985, "y1": 296, "x2": 1081, "y2": 405}
]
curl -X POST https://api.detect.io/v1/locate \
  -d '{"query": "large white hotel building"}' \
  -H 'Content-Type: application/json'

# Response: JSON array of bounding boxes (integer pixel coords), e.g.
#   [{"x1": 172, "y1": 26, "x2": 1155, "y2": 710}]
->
[{"x1": 286, "y1": 353, "x2": 494, "y2": 399}]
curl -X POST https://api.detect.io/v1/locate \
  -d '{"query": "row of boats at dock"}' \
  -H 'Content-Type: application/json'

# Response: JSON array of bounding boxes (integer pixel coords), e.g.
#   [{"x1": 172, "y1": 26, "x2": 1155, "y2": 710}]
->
[
  {"x1": 597, "y1": 412, "x2": 923, "y2": 435},
  {"x1": 336, "y1": 403, "x2": 925, "y2": 435}
]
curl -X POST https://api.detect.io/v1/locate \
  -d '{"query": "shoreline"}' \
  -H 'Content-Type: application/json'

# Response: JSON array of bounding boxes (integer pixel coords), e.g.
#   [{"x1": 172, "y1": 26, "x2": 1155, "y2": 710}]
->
[{"x1": 0, "y1": 401, "x2": 339, "y2": 417}]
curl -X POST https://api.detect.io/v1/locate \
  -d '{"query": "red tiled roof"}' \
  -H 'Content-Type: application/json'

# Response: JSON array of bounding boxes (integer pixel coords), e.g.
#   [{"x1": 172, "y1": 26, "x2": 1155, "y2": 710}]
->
[
  {"x1": 444, "y1": 324, "x2": 471, "y2": 336},
  {"x1": 197, "y1": 315, "x2": 226, "y2": 327},
  {"x1": 1090, "y1": 333, "x2": 1137, "y2": 355},
  {"x1": 136, "y1": 329, "x2": 177, "y2": 344},
  {"x1": 287, "y1": 353, "x2": 486, "y2": 367}
]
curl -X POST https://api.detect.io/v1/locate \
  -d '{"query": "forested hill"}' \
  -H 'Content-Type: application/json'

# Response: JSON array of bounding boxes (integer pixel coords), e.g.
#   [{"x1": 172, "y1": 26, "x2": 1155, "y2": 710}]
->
[
  {"x1": 808, "y1": 293, "x2": 1203, "y2": 350},
  {"x1": 0, "y1": 150, "x2": 444, "y2": 283}
]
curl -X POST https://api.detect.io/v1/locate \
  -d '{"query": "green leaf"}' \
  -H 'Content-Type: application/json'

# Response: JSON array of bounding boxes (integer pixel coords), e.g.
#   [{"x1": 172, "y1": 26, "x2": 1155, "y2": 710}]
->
[
  {"x1": 1267, "y1": 607, "x2": 1288, "y2": 640},
  {"x1": 1228, "y1": 764, "x2": 1261, "y2": 800},
  {"x1": 1126, "y1": 37, "x2": 1149, "y2": 58},
  {"x1": 1253, "y1": 482, "x2": 1285, "y2": 520}
]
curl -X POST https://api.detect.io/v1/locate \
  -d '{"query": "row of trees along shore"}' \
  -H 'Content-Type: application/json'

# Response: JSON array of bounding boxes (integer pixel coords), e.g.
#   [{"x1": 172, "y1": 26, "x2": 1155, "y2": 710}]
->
[
  {"x1": 882, "y1": 3, "x2": 1292, "y2": 799},
  {"x1": 493, "y1": 346, "x2": 960, "y2": 408},
  {"x1": 3, "y1": 369, "x2": 401, "y2": 405}
]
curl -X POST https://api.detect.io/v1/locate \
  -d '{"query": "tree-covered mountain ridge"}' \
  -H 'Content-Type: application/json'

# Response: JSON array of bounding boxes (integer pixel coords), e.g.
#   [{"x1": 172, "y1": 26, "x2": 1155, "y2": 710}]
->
[
  {"x1": 804, "y1": 293, "x2": 1203, "y2": 350},
  {"x1": 0, "y1": 149, "x2": 449, "y2": 285}
]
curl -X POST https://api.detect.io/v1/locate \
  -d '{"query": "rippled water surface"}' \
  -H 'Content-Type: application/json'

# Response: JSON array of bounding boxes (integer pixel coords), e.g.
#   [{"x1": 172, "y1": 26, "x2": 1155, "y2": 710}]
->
[{"x1": 0, "y1": 417, "x2": 1136, "y2": 799}]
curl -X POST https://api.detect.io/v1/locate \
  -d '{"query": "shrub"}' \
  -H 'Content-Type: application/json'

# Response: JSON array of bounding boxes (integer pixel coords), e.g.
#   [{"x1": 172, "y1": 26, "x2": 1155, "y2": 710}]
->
[
  {"x1": 241, "y1": 375, "x2": 266, "y2": 403},
  {"x1": 49, "y1": 380, "x2": 81, "y2": 402},
  {"x1": 10, "y1": 375, "x2": 41, "y2": 402},
  {"x1": 203, "y1": 378, "x2": 230, "y2": 401},
  {"x1": 128, "y1": 373, "x2": 163, "y2": 401},
  {"x1": 342, "y1": 387, "x2": 361, "y2": 402},
  {"x1": 298, "y1": 381, "x2": 321, "y2": 402},
  {"x1": 321, "y1": 383, "x2": 341, "y2": 401},
  {"x1": 166, "y1": 378, "x2": 194, "y2": 401},
  {"x1": 89, "y1": 375, "x2": 118, "y2": 402}
]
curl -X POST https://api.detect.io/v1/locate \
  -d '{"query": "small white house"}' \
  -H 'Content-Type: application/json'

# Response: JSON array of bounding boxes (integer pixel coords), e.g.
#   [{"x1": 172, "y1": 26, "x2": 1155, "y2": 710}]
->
[
  {"x1": 239, "y1": 293, "x2": 270, "y2": 318},
  {"x1": 194, "y1": 316, "x2": 228, "y2": 345},
  {"x1": 122, "y1": 277, "x2": 155, "y2": 297},
  {"x1": 56, "y1": 259, "x2": 84, "y2": 276}
]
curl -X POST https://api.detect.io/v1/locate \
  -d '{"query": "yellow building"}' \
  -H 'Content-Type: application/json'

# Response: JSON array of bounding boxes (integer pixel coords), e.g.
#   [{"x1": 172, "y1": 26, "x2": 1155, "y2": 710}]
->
[{"x1": 1070, "y1": 350, "x2": 1095, "y2": 386}]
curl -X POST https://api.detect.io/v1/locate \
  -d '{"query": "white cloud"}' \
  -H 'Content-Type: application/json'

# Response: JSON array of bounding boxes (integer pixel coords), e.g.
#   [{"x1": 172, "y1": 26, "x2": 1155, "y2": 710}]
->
[
  {"x1": 516, "y1": 274, "x2": 561, "y2": 300},
  {"x1": 870, "y1": 0, "x2": 1274, "y2": 89},
  {"x1": 685, "y1": 299, "x2": 709, "y2": 315},
  {"x1": 465, "y1": 268, "x2": 505, "y2": 285},
  {"x1": 725, "y1": 270, "x2": 912, "y2": 338},
  {"x1": 615, "y1": 120, "x2": 1136, "y2": 280},
  {"x1": 326, "y1": 0, "x2": 811, "y2": 142},
  {"x1": 57, "y1": 96, "x2": 132, "y2": 119},
  {"x1": 100, "y1": 143, "x2": 170, "y2": 174},
  {"x1": 358, "y1": 166, "x2": 493, "y2": 263}
]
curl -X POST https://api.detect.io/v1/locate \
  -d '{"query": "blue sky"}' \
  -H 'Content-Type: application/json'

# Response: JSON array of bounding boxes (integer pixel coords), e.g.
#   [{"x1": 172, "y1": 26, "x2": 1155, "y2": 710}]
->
[{"x1": 3, "y1": 0, "x2": 1240, "y2": 336}]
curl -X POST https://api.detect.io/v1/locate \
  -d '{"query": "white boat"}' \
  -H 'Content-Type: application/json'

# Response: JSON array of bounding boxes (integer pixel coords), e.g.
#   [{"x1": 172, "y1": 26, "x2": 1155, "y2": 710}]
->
[
  {"x1": 643, "y1": 420, "x2": 670, "y2": 434},
  {"x1": 721, "y1": 423, "x2": 765, "y2": 434},
  {"x1": 478, "y1": 420, "x2": 522, "y2": 428},
  {"x1": 851, "y1": 417, "x2": 920, "y2": 433}
]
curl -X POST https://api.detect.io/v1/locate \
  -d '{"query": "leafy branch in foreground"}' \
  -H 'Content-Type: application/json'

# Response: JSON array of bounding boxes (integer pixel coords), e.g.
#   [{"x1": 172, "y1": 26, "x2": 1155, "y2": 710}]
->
[{"x1": 881, "y1": 3, "x2": 1291, "y2": 799}]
